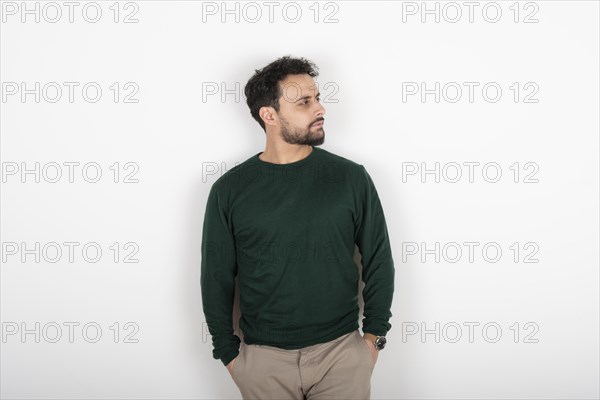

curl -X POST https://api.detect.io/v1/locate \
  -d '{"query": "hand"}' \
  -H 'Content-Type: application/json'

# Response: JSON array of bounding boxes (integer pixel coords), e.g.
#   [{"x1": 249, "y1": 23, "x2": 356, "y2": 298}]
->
[
  {"x1": 362, "y1": 337, "x2": 379, "y2": 365},
  {"x1": 226, "y1": 357, "x2": 237, "y2": 375}
]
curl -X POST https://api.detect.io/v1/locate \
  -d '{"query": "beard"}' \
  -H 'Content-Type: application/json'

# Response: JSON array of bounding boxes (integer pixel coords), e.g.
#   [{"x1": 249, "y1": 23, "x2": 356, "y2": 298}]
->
[{"x1": 279, "y1": 116, "x2": 325, "y2": 146}]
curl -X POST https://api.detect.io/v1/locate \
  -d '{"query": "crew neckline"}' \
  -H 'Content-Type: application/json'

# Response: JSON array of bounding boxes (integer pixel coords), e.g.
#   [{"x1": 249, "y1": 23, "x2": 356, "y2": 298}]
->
[{"x1": 253, "y1": 146, "x2": 321, "y2": 168}]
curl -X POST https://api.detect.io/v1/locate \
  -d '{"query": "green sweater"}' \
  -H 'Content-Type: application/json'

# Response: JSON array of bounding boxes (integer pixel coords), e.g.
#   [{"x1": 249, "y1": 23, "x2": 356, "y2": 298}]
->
[{"x1": 200, "y1": 146, "x2": 395, "y2": 366}]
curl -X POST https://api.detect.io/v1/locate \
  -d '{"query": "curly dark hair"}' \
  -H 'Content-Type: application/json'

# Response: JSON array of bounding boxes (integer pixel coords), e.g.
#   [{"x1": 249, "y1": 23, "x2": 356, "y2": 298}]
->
[{"x1": 244, "y1": 55, "x2": 319, "y2": 132}]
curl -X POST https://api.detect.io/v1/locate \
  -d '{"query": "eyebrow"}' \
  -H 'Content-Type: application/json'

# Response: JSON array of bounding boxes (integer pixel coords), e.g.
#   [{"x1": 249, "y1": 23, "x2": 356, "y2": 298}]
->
[{"x1": 295, "y1": 92, "x2": 321, "y2": 103}]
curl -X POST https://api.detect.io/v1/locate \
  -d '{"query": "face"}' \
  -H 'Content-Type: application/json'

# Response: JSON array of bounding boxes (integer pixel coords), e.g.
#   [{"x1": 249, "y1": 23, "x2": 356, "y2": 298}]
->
[{"x1": 273, "y1": 74, "x2": 326, "y2": 146}]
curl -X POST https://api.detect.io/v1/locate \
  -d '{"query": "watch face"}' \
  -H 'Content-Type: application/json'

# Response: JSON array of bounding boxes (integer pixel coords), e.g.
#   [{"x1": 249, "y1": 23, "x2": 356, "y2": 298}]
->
[{"x1": 375, "y1": 336, "x2": 386, "y2": 350}]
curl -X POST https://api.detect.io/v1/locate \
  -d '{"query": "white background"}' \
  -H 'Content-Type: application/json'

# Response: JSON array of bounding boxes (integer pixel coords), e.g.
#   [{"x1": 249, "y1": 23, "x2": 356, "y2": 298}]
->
[{"x1": 1, "y1": 1, "x2": 598, "y2": 399}]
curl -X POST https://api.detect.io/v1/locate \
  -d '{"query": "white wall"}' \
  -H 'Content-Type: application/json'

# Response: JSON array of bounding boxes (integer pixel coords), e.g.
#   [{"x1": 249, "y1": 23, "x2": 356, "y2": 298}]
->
[{"x1": 1, "y1": 1, "x2": 598, "y2": 399}]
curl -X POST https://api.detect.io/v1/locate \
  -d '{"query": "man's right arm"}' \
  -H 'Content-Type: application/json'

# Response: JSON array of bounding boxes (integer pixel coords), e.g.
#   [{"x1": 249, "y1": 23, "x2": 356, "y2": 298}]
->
[{"x1": 200, "y1": 181, "x2": 240, "y2": 367}]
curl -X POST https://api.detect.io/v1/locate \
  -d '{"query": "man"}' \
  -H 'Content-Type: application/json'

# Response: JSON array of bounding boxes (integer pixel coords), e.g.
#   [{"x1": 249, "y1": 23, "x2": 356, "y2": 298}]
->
[{"x1": 200, "y1": 55, "x2": 395, "y2": 400}]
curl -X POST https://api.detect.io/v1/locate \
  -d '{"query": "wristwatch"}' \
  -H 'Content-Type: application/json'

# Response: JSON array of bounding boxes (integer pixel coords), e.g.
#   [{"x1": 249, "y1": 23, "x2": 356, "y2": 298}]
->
[{"x1": 373, "y1": 335, "x2": 387, "y2": 351}]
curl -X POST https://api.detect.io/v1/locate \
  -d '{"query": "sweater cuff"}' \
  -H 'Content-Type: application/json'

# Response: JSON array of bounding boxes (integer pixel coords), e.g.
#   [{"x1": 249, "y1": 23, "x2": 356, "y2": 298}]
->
[
  {"x1": 362, "y1": 318, "x2": 392, "y2": 337},
  {"x1": 221, "y1": 348, "x2": 240, "y2": 367}
]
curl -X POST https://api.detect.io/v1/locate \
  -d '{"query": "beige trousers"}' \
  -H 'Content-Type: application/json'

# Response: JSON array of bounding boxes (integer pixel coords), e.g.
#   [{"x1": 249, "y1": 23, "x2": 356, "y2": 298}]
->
[{"x1": 230, "y1": 329, "x2": 375, "y2": 400}]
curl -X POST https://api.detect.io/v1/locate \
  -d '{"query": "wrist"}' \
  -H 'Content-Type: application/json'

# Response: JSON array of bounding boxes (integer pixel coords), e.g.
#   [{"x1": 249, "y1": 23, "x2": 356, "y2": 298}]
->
[{"x1": 362, "y1": 333, "x2": 377, "y2": 346}]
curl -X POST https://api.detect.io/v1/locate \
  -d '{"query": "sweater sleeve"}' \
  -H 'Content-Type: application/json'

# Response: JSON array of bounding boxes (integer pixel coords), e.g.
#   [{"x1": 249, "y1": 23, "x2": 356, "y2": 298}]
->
[
  {"x1": 354, "y1": 165, "x2": 395, "y2": 337},
  {"x1": 200, "y1": 181, "x2": 241, "y2": 366}
]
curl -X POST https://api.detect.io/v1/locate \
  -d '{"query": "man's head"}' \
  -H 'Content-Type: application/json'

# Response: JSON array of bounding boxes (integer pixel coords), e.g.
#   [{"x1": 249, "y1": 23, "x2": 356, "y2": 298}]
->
[{"x1": 244, "y1": 56, "x2": 326, "y2": 146}]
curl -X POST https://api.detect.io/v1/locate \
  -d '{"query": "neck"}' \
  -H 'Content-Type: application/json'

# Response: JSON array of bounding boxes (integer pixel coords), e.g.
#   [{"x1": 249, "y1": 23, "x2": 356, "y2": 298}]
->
[{"x1": 259, "y1": 144, "x2": 314, "y2": 165}]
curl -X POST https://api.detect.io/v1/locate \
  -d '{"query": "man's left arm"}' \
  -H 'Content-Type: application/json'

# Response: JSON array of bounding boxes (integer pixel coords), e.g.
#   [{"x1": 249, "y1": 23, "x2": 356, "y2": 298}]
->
[{"x1": 353, "y1": 165, "x2": 395, "y2": 340}]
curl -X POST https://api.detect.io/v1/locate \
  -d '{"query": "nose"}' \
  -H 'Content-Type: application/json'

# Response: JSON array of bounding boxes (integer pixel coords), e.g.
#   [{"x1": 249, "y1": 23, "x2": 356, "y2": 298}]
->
[{"x1": 316, "y1": 101, "x2": 326, "y2": 118}]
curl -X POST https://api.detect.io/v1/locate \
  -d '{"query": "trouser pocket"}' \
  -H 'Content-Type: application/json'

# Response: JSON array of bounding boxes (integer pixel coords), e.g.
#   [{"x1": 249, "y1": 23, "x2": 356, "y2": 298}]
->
[
  {"x1": 355, "y1": 331, "x2": 375, "y2": 369},
  {"x1": 231, "y1": 343, "x2": 244, "y2": 384}
]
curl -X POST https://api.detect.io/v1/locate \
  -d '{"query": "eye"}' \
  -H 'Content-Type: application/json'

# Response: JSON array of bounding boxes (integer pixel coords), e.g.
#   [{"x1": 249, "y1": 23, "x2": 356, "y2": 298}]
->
[{"x1": 301, "y1": 98, "x2": 319, "y2": 105}]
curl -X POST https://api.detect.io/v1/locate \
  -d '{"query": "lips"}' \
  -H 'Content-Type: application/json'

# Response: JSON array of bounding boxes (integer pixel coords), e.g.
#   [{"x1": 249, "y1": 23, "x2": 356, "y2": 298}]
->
[{"x1": 312, "y1": 121, "x2": 324, "y2": 127}]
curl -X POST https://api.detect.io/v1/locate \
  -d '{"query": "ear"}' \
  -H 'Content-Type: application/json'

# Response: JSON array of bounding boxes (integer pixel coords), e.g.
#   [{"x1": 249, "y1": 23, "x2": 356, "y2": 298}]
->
[{"x1": 259, "y1": 106, "x2": 277, "y2": 127}]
